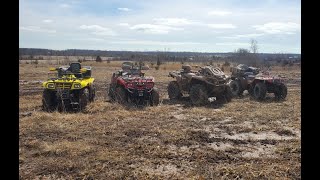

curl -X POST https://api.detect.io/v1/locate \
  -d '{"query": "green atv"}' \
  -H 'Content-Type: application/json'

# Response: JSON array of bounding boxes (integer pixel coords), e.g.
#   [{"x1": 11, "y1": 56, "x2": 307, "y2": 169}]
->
[{"x1": 42, "y1": 62, "x2": 95, "y2": 112}]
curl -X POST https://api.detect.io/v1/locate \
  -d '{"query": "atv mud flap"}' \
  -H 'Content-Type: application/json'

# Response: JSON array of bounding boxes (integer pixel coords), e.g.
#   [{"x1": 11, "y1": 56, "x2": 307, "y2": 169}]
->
[
  {"x1": 128, "y1": 89, "x2": 152, "y2": 106},
  {"x1": 56, "y1": 90, "x2": 70, "y2": 100}
]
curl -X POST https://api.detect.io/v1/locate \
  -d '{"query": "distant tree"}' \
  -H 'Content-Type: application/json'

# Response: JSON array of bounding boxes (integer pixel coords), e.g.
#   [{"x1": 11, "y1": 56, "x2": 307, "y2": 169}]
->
[
  {"x1": 156, "y1": 56, "x2": 161, "y2": 66},
  {"x1": 250, "y1": 39, "x2": 258, "y2": 54},
  {"x1": 96, "y1": 55, "x2": 102, "y2": 62},
  {"x1": 282, "y1": 60, "x2": 289, "y2": 66},
  {"x1": 235, "y1": 48, "x2": 250, "y2": 55},
  {"x1": 234, "y1": 47, "x2": 260, "y2": 66}
]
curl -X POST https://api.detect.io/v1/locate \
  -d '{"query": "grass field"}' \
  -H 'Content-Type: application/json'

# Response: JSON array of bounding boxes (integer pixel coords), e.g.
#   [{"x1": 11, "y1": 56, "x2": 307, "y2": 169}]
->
[{"x1": 19, "y1": 60, "x2": 301, "y2": 179}]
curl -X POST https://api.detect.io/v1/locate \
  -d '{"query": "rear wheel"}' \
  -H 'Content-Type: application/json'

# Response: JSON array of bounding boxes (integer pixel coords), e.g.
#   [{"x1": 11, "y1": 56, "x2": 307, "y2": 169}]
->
[
  {"x1": 167, "y1": 81, "x2": 182, "y2": 100},
  {"x1": 150, "y1": 88, "x2": 160, "y2": 106},
  {"x1": 115, "y1": 86, "x2": 127, "y2": 104},
  {"x1": 274, "y1": 83, "x2": 287, "y2": 100},
  {"x1": 42, "y1": 89, "x2": 57, "y2": 112},
  {"x1": 229, "y1": 80, "x2": 243, "y2": 97},
  {"x1": 253, "y1": 82, "x2": 267, "y2": 100},
  {"x1": 79, "y1": 88, "x2": 89, "y2": 111},
  {"x1": 189, "y1": 84, "x2": 208, "y2": 106}
]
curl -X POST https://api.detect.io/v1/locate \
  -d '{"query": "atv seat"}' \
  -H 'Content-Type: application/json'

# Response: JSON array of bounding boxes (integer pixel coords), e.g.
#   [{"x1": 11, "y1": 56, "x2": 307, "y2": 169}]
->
[
  {"x1": 68, "y1": 63, "x2": 82, "y2": 78},
  {"x1": 184, "y1": 73, "x2": 196, "y2": 78},
  {"x1": 69, "y1": 63, "x2": 81, "y2": 73}
]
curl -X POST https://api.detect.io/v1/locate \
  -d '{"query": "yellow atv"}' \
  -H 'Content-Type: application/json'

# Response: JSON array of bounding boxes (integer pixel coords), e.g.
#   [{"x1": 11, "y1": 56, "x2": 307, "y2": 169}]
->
[{"x1": 42, "y1": 62, "x2": 95, "y2": 112}]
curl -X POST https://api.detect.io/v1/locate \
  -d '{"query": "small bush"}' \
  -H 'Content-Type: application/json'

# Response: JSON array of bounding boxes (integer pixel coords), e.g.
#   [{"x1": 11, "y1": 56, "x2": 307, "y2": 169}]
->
[{"x1": 96, "y1": 56, "x2": 102, "y2": 62}]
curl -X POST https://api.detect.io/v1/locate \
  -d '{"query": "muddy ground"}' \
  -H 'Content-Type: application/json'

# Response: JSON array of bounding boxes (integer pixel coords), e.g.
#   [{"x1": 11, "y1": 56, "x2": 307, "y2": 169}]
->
[{"x1": 19, "y1": 62, "x2": 301, "y2": 179}]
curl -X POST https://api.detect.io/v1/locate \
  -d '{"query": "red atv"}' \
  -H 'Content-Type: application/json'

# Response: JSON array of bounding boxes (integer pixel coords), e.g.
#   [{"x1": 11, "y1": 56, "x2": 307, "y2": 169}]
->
[
  {"x1": 229, "y1": 64, "x2": 287, "y2": 101},
  {"x1": 108, "y1": 62, "x2": 160, "y2": 106}
]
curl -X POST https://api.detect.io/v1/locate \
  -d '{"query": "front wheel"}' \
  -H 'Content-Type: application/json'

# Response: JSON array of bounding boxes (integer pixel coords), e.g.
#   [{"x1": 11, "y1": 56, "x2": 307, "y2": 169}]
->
[
  {"x1": 229, "y1": 80, "x2": 243, "y2": 97},
  {"x1": 224, "y1": 86, "x2": 232, "y2": 102},
  {"x1": 167, "y1": 81, "x2": 182, "y2": 100},
  {"x1": 42, "y1": 89, "x2": 57, "y2": 112},
  {"x1": 189, "y1": 84, "x2": 208, "y2": 106},
  {"x1": 150, "y1": 88, "x2": 160, "y2": 106},
  {"x1": 115, "y1": 86, "x2": 127, "y2": 104},
  {"x1": 253, "y1": 82, "x2": 267, "y2": 100},
  {"x1": 79, "y1": 88, "x2": 90, "y2": 111},
  {"x1": 89, "y1": 85, "x2": 96, "y2": 102}
]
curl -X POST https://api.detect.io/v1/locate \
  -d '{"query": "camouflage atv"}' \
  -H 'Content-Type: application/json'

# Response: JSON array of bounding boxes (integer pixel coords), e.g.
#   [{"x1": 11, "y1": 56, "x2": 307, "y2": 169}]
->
[
  {"x1": 229, "y1": 64, "x2": 287, "y2": 100},
  {"x1": 108, "y1": 62, "x2": 159, "y2": 106},
  {"x1": 42, "y1": 62, "x2": 96, "y2": 112},
  {"x1": 168, "y1": 65, "x2": 232, "y2": 105}
]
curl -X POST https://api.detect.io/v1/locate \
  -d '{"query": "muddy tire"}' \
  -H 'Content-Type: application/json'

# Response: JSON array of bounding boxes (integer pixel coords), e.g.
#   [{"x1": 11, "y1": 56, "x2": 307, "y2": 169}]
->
[
  {"x1": 189, "y1": 84, "x2": 208, "y2": 106},
  {"x1": 150, "y1": 88, "x2": 160, "y2": 106},
  {"x1": 89, "y1": 85, "x2": 96, "y2": 102},
  {"x1": 168, "y1": 81, "x2": 182, "y2": 100},
  {"x1": 248, "y1": 85, "x2": 254, "y2": 96},
  {"x1": 108, "y1": 84, "x2": 116, "y2": 101},
  {"x1": 229, "y1": 80, "x2": 243, "y2": 97},
  {"x1": 42, "y1": 89, "x2": 56, "y2": 112},
  {"x1": 274, "y1": 83, "x2": 287, "y2": 101},
  {"x1": 253, "y1": 82, "x2": 267, "y2": 100},
  {"x1": 79, "y1": 88, "x2": 89, "y2": 111},
  {"x1": 224, "y1": 86, "x2": 232, "y2": 102},
  {"x1": 115, "y1": 86, "x2": 127, "y2": 104}
]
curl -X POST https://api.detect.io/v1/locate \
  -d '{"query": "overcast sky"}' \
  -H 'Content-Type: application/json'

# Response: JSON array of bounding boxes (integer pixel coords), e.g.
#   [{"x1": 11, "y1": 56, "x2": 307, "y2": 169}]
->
[{"x1": 19, "y1": 0, "x2": 301, "y2": 53}]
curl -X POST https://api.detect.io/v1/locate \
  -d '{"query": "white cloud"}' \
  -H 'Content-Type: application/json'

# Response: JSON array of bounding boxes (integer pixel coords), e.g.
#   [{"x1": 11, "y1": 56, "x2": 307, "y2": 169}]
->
[
  {"x1": 130, "y1": 24, "x2": 183, "y2": 34},
  {"x1": 42, "y1": 19, "x2": 53, "y2": 23},
  {"x1": 79, "y1": 25, "x2": 116, "y2": 36},
  {"x1": 118, "y1": 23, "x2": 130, "y2": 27},
  {"x1": 110, "y1": 40, "x2": 205, "y2": 46},
  {"x1": 216, "y1": 42, "x2": 250, "y2": 46},
  {"x1": 76, "y1": 38, "x2": 104, "y2": 42},
  {"x1": 20, "y1": 26, "x2": 56, "y2": 33},
  {"x1": 221, "y1": 33, "x2": 264, "y2": 39},
  {"x1": 208, "y1": 10, "x2": 232, "y2": 16},
  {"x1": 153, "y1": 18, "x2": 195, "y2": 26},
  {"x1": 253, "y1": 22, "x2": 300, "y2": 34},
  {"x1": 118, "y1": 8, "x2": 131, "y2": 11},
  {"x1": 60, "y1": 4, "x2": 70, "y2": 8},
  {"x1": 208, "y1": 24, "x2": 236, "y2": 29}
]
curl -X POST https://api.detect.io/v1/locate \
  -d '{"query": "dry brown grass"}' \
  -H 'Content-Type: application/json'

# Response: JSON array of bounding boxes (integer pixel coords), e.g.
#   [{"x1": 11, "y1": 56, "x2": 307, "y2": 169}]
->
[{"x1": 19, "y1": 60, "x2": 301, "y2": 179}]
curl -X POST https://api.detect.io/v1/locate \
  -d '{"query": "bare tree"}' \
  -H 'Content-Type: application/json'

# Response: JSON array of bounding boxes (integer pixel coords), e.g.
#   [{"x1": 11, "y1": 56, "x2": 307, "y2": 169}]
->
[{"x1": 250, "y1": 39, "x2": 258, "y2": 54}]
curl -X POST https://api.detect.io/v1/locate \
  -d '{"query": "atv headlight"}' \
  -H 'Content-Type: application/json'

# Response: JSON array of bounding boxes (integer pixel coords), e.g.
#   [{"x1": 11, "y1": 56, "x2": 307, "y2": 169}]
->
[
  {"x1": 47, "y1": 83, "x2": 55, "y2": 89},
  {"x1": 73, "y1": 83, "x2": 81, "y2": 89}
]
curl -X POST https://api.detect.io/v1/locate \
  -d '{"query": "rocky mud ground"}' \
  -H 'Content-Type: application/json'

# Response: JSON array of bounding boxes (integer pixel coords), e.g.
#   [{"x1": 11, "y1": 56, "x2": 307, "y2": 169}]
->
[{"x1": 19, "y1": 62, "x2": 301, "y2": 179}]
